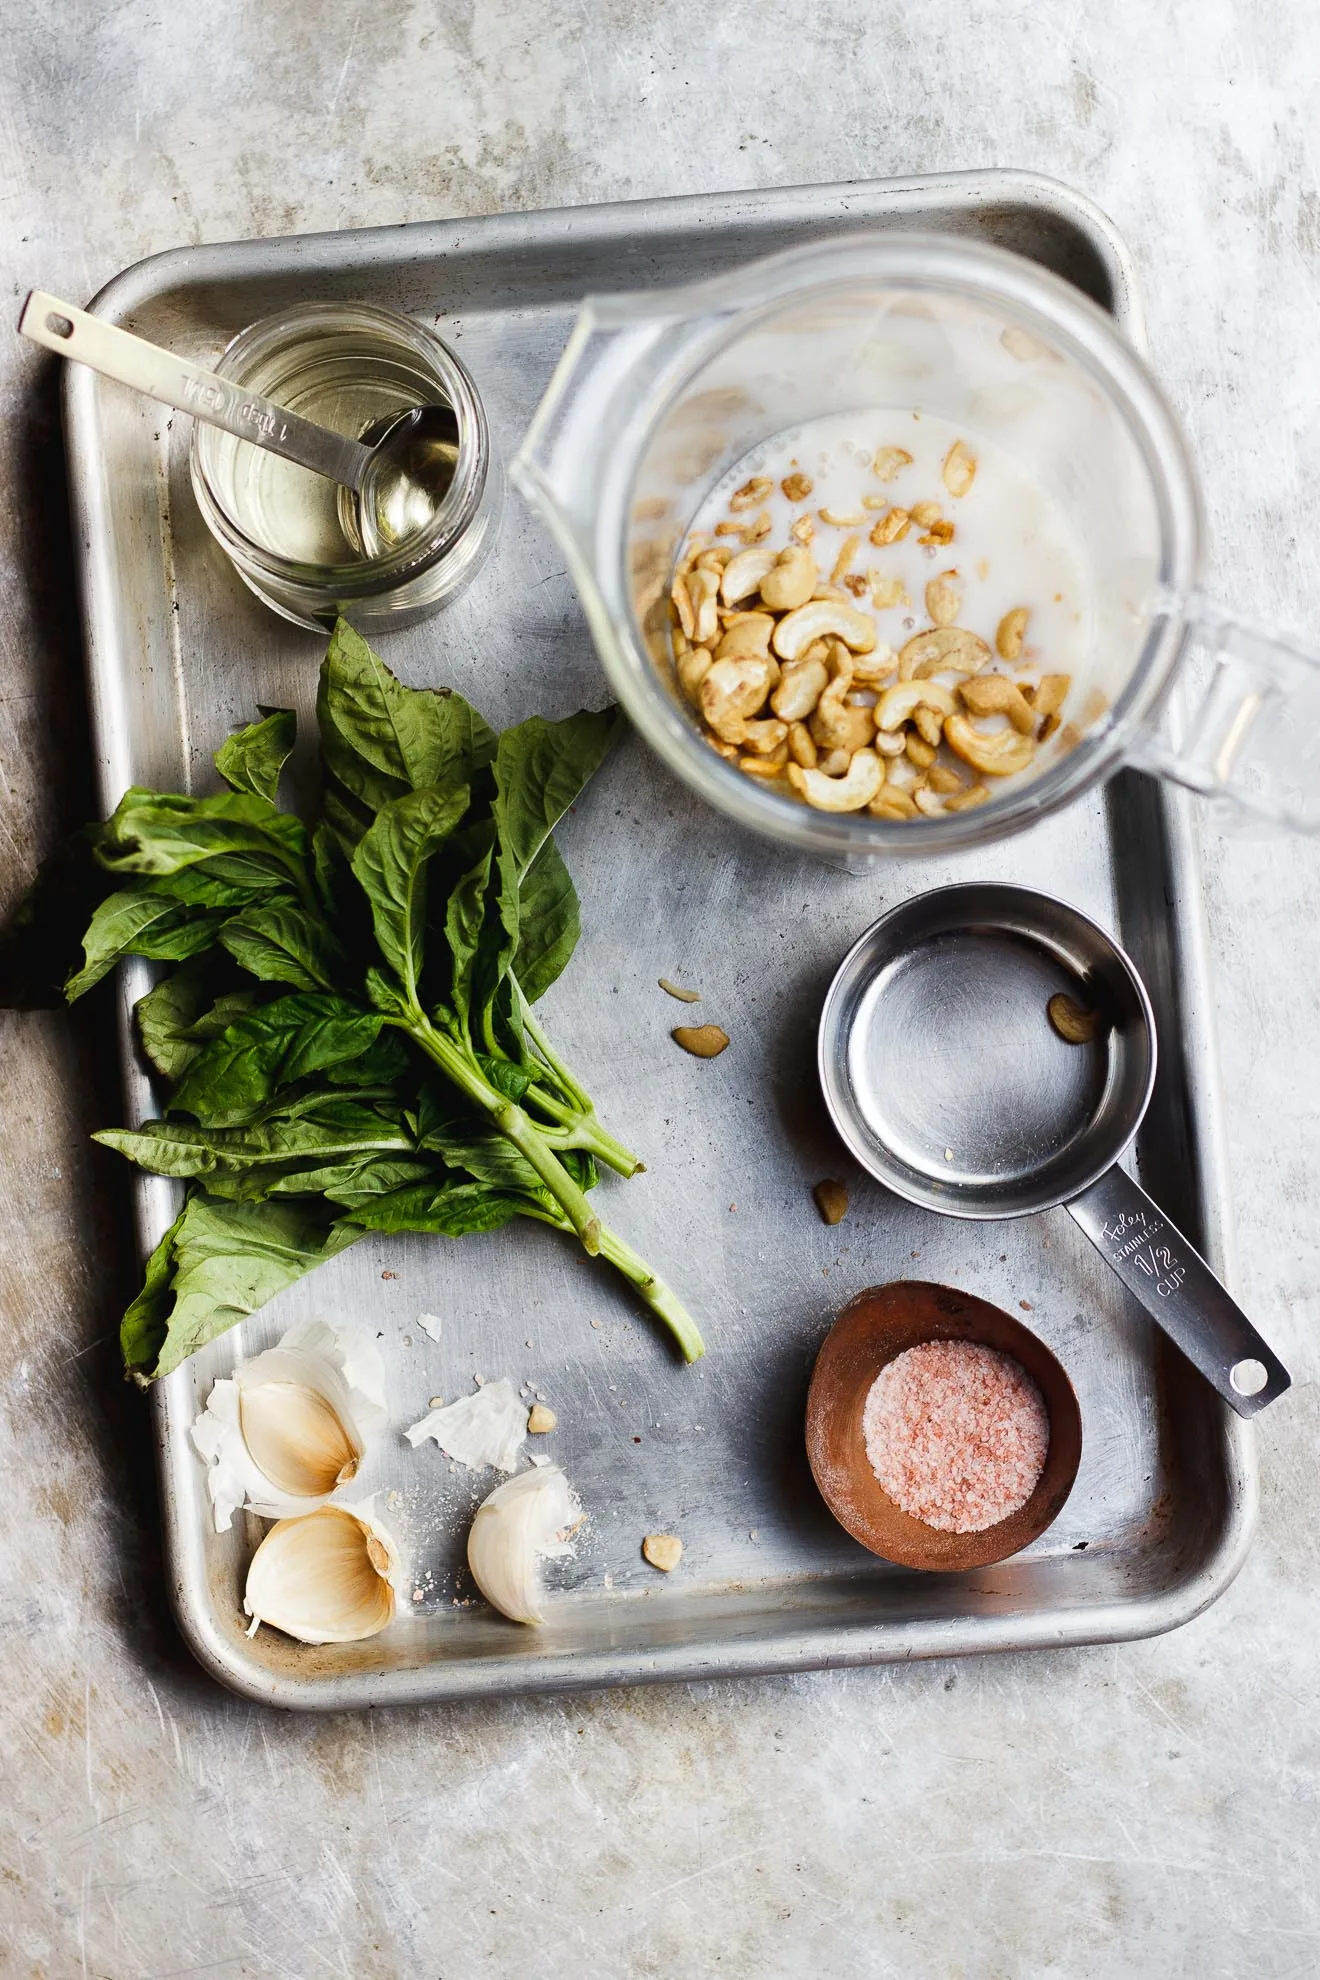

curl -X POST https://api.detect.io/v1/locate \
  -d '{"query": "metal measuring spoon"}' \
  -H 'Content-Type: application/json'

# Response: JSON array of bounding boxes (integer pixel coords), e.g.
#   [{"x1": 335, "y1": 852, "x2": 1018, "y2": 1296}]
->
[
  {"x1": 18, "y1": 289, "x2": 458, "y2": 557},
  {"x1": 818, "y1": 883, "x2": 1291, "y2": 1418}
]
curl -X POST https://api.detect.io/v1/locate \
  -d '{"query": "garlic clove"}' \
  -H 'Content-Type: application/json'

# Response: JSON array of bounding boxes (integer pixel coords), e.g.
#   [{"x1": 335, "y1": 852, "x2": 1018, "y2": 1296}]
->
[
  {"x1": 238, "y1": 1379, "x2": 364, "y2": 1498},
  {"x1": 466, "y1": 1465, "x2": 582, "y2": 1625},
  {"x1": 192, "y1": 1316, "x2": 387, "y2": 1532},
  {"x1": 244, "y1": 1502, "x2": 401, "y2": 1645}
]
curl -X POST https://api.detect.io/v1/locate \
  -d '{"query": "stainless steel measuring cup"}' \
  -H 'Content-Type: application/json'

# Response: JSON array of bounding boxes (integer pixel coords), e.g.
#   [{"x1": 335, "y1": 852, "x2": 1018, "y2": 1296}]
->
[{"x1": 818, "y1": 883, "x2": 1289, "y2": 1416}]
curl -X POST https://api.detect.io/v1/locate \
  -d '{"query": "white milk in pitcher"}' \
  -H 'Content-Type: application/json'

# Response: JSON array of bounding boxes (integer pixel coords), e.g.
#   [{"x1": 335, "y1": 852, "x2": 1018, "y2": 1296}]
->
[{"x1": 672, "y1": 410, "x2": 1096, "y2": 819}]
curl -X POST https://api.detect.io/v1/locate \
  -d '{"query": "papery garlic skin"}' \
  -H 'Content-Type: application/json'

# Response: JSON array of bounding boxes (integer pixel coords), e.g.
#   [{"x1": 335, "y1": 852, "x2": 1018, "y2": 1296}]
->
[
  {"x1": 466, "y1": 1466, "x2": 582, "y2": 1625},
  {"x1": 192, "y1": 1317, "x2": 387, "y2": 1532},
  {"x1": 244, "y1": 1499, "x2": 403, "y2": 1645},
  {"x1": 405, "y1": 1379, "x2": 526, "y2": 1472}
]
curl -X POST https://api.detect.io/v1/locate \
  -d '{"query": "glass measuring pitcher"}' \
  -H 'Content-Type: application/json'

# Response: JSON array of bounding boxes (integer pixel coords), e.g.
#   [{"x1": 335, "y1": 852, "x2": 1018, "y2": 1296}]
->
[{"x1": 513, "y1": 233, "x2": 1320, "y2": 855}]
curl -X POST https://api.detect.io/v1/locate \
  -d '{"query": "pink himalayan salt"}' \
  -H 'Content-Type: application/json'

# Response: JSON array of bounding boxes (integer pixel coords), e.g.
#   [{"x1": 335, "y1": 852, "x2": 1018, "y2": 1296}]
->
[{"x1": 862, "y1": 1339, "x2": 1049, "y2": 1533}]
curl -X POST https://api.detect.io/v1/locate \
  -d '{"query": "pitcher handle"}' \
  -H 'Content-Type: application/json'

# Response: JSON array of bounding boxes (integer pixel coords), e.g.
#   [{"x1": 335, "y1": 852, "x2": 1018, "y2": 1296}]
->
[{"x1": 1134, "y1": 599, "x2": 1320, "y2": 831}]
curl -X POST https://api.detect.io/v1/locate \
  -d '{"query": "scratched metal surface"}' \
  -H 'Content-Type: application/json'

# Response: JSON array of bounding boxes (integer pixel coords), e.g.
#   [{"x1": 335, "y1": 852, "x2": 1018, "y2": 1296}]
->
[{"x1": 60, "y1": 173, "x2": 1253, "y2": 1707}]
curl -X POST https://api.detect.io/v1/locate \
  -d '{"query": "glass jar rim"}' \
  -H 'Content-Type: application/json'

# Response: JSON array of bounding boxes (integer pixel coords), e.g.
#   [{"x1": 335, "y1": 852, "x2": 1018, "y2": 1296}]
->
[
  {"x1": 191, "y1": 300, "x2": 489, "y2": 600},
  {"x1": 599, "y1": 233, "x2": 1203, "y2": 855}
]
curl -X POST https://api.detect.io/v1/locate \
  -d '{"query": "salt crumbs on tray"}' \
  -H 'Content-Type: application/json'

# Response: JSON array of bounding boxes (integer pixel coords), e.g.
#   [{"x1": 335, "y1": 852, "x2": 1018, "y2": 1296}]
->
[{"x1": 862, "y1": 1339, "x2": 1049, "y2": 1533}]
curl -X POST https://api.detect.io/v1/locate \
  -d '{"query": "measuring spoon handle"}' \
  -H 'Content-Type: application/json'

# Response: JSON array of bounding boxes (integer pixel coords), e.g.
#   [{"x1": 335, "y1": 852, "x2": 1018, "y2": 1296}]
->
[
  {"x1": 18, "y1": 289, "x2": 371, "y2": 493},
  {"x1": 1067, "y1": 1166, "x2": 1289, "y2": 1416}
]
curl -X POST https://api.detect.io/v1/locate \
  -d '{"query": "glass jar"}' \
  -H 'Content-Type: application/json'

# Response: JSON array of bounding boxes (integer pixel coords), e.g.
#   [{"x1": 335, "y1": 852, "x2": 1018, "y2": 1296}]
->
[{"x1": 191, "y1": 301, "x2": 500, "y2": 633}]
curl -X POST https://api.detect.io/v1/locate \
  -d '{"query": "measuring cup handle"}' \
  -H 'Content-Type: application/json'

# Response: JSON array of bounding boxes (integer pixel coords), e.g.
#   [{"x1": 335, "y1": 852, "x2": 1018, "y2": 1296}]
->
[
  {"x1": 1066, "y1": 1167, "x2": 1289, "y2": 1416},
  {"x1": 1134, "y1": 598, "x2": 1320, "y2": 833},
  {"x1": 18, "y1": 289, "x2": 371, "y2": 492}
]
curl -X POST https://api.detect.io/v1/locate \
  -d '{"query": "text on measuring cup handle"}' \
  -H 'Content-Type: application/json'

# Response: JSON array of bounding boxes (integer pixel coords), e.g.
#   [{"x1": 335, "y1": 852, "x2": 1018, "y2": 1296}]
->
[
  {"x1": 179, "y1": 373, "x2": 289, "y2": 441},
  {"x1": 1100, "y1": 1206, "x2": 1188, "y2": 1298}
]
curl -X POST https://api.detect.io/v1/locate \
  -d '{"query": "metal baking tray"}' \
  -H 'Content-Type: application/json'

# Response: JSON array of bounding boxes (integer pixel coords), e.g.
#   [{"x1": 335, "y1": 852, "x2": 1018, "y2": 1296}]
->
[{"x1": 62, "y1": 170, "x2": 1253, "y2": 1707}]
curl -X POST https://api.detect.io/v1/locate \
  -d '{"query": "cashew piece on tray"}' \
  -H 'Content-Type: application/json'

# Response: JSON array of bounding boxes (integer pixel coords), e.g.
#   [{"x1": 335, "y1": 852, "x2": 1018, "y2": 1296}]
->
[
  {"x1": 787, "y1": 748, "x2": 885, "y2": 812},
  {"x1": 944, "y1": 714, "x2": 1037, "y2": 777},
  {"x1": 772, "y1": 598, "x2": 878, "y2": 663},
  {"x1": 699, "y1": 655, "x2": 775, "y2": 743},
  {"x1": 898, "y1": 627, "x2": 992, "y2": 681}
]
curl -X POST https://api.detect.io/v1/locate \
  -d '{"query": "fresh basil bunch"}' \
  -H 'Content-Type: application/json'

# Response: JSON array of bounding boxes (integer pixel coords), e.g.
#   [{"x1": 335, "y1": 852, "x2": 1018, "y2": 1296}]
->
[{"x1": 68, "y1": 621, "x2": 704, "y2": 1381}]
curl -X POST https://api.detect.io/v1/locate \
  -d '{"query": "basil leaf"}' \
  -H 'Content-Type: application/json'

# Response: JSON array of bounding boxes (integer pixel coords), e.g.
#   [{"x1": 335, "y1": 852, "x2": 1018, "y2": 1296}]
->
[
  {"x1": 488, "y1": 709, "x2": 616, "y2": 999},
  {"x1": 144, "y1": 1193, "x2": 361, "y2": 1380},
  {"x1": 419, "y1": 1122, "x2": 546, "y2": 1194},
  {"x1": 97, "y1": 787, "x2": 311, "y2": 897},
  {"x1": 66, "y1": 889, "x2": 229, "y2": 1001},
  {"x1": 219, "y1": 900, "x2": 338, "y2": 991},
  {"x1": 513, "y1": 836, "x2": 581, "y2": 1005},
  {"x1": 341, "y1": 1178, "x2": 526, "y2": 1238},
  {"x1": 351, "y1": 785, "x2": 469, "y2": 1006},
  {"x1": 169, "y1": 993, "x2": 394, "y2": 1125},
  {"x1": 95, "y1": 1098, "x2": 415, "y2": 1176},
  {"x1": 214, "y1": 708, "x2": 296, "y2": 803},
  {"x1": 120, "y1": 1202, "x2": 187, "y2": 1380},
  {"x1": 319, "y1": 619, "x2": 496, "y2": 803},
  {"x1": 442, "y1": 827, "x2": 494, "y2": 1033},
  {"x1": 136, "y1": 963, "x2": 211, "y2": 1080}
]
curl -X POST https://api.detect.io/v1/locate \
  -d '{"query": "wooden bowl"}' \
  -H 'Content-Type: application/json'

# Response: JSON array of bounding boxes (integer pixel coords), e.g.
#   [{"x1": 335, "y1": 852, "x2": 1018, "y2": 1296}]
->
[{"x1": 805, "y1": 1281, "x2": 1083, "y2": 1572}]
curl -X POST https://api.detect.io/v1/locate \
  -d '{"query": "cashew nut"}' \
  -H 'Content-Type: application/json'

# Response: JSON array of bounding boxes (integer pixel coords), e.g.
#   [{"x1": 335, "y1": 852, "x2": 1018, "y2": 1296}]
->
[
  {"x1": 942, "y1": 441, "x2": 977, "y2": 498},
  {"x1": 787, "y1": 721, "x2": 818, "y2": 768},
  {"x1": 875, "y1": 679, "x2": 958, "y2": 732},
  {"x1": 830, "y1": 534, "x2": 861, "y2": 584},
  {"x1": 925, "y1": 572, "x2": 961, "y2": 627},
  {"x1": 684, "y1": 565, "x2": 721, "y2": 647},
  {"x1": 869, "y1": 507, "x2": 911, "y2": 546},
  {"x1": 868, "y1": 787, "x2": 918, "y2": 819},
  {"x1": 926, "y1": 762, "x2": 965, "y2": 794},
  {"x1": 944, "y1": 782, "x2": 991, "y2": 811},
  {"x1": 810, "y1": 649, "x2": 874, "y2": 755},
  {"x1": 850, "y1": 643, "x2": 899, "y2": 686},
  {"x1": 770, "y1": 652, "x2": 829, "y2": 721},
  {"x1": 1031, "y1": 673, "x2": 1072, "y2": 722},
  {"x1": 944, "y1": 715, "x2": 1037, "y2": 777},
  {"x1": 695, "y1": 547, "x2": 733, "y2": 572},
  {"x1": 772, "y1": 599, "x2": 877, "y2": 662},
  {"x1": 759, "y1": 545, "x2": 818, "y2": 612},
  {"x1": 905, "y1": 733, "x2": 937, "y2": 770},
  {"x1": 1047, "y1": 992, "x2": 1100, "y2": 1044},
  {"x1": 787, "y1": 749, "x2": 884, "y2": 812},
  {"x1": 899, "y1": 627, "x2": 992, "y2": 680},
  {"x1": 912, "y1": 703, "x2": 945, "y2": 749},
  {"x1": 873, "y1": 728, "x2": 906, "y2": 756},
  {"x1": 740, "y1": 718, "x2": 789, "y2": 757},
  {"x1": 782, "y1": 471, "x2": 814, "y2": 502},
  {"x1": 738, "y1": 744, "x2": 790, "y2": 777},
  {"x1": 714, "y1": 614, "x2": 776, "y2": 661},
  {"x1": 676, "y1": 646, "x2": 712, "y2": 704},
  {"x1": 720, "y1": 547, "x2": 779, "y2": 605},
  {"x1": 909, "y1": 501, "x2": 943, "y2": 527},
  {"x1": 698, "y1": 655, "x2": 774, "y2": 742},
  {"x1": 729, "y1": 476, "x2": 773, "y2": 512},
  {"x1": 913, "y1": 787, "x2": 945, "y2": 817},
  {"x1": 959, "y1": 673, "x2": 1036, "y2": 734},
  {"x1": 872, "y1": 445, "x2": 913, "y2": 483},
  {"x1": 816, "y1": 747, "x2": 851, "y2": 777},
  {"x1": 884, "y1": 754, "x2": 920, "y2": 792},
  {"x1": 996, "y1": 606, "x2": 1030, "y2": 661},
  {"x1": 670, "y1": 576, "x2": 695, "y2": 640}
]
